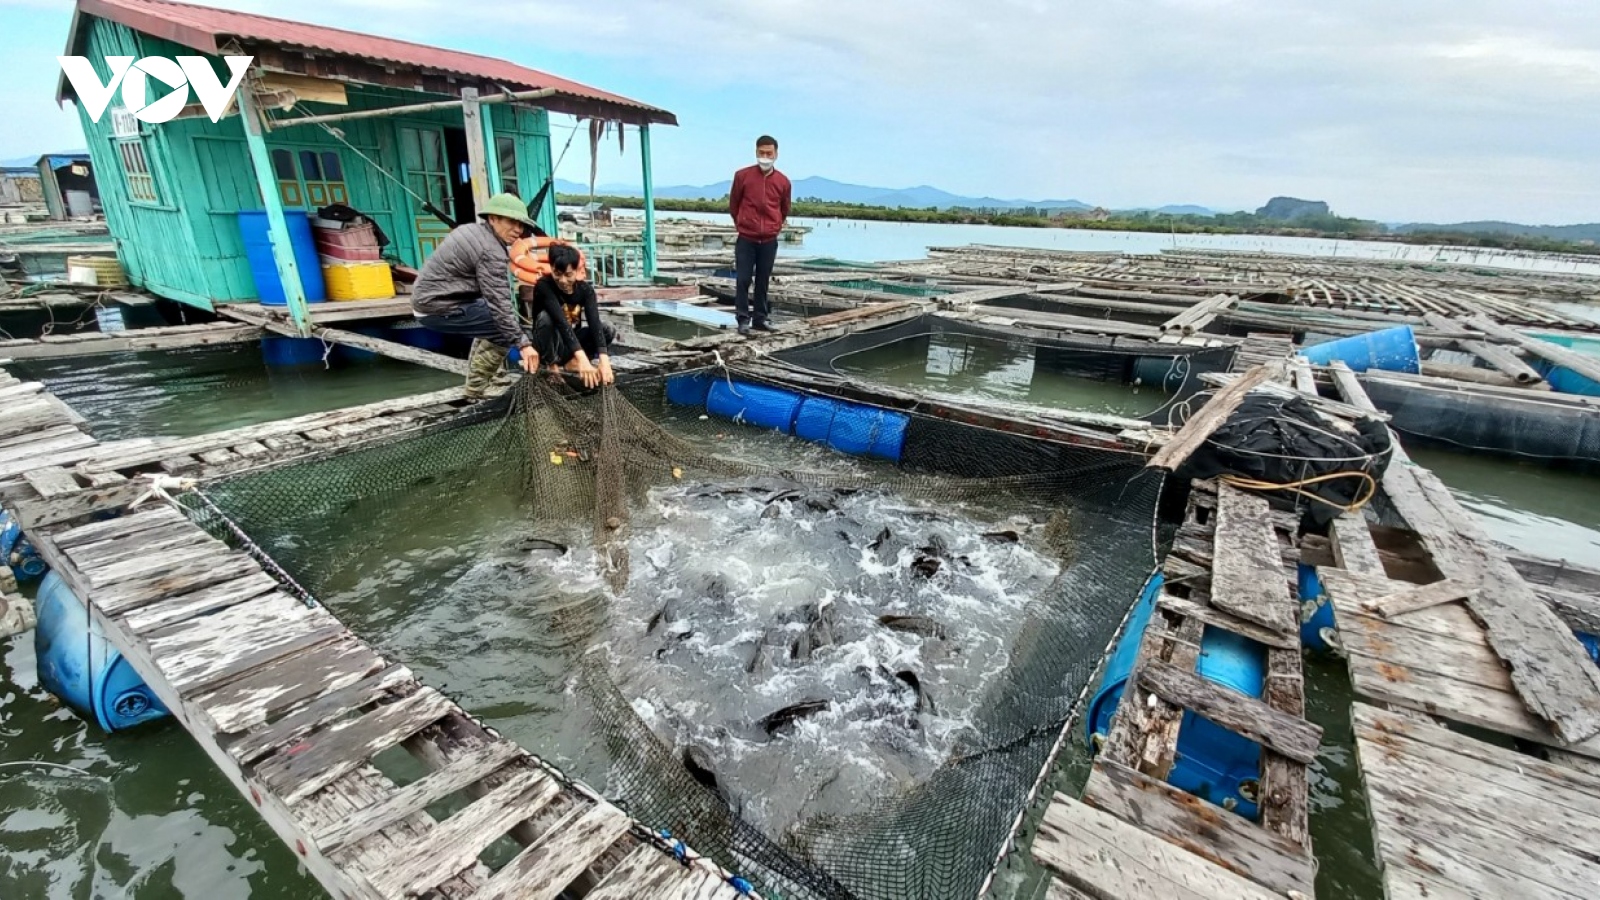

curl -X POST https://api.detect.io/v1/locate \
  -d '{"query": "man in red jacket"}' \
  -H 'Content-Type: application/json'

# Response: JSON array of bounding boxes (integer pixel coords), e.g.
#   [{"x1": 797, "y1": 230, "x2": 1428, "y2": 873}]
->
[{"x1": 728, "y1": 135, "x2": 791, "y2": 336}]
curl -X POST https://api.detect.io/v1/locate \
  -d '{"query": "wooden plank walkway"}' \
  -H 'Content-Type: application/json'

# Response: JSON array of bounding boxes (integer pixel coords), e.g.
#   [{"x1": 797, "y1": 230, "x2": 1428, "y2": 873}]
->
[
  {"x1": 0, "y1": 322, "x2": 260, "y2": 360},
  {"x1": 1327, "y1": 363, "x2": 1600, "y2": 743},
  {"x1": 1040, "y1": 480, "x2": 1319, "y2": 898},
  {"x1": 1354, "y1": 703, "x2": 1600, "y2": 900},
  {"x1": 0, "y1": 379, "x2": 752, "y2": 900}
]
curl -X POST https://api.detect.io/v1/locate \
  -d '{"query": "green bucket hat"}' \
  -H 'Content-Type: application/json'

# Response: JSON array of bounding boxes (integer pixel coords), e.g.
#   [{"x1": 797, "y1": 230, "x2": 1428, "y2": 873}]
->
[{"x1": 478, "y1": 192, "x2": 536, "y2": 229}]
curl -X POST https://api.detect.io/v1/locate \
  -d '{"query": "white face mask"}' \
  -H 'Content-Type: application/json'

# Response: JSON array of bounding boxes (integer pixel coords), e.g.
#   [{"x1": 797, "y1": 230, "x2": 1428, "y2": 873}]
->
[{"x1": 757, "y1": 157, "x2": 775, "y2": 170}]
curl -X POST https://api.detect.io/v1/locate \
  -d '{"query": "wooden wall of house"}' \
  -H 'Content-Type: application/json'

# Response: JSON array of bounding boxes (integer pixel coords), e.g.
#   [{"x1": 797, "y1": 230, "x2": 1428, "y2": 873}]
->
[
  {"x1": 74, "y1": 17, "x2": 211, "y2": 305},
  {"x1": 73, "y1": 15, "x2": 555, "y2": 309}
]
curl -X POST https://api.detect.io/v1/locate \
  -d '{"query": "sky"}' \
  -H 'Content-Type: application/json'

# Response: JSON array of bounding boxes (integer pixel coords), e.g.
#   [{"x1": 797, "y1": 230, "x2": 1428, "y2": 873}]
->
[{"x1": 2, "y1": 0, "x2": 1597, "y2": 224}]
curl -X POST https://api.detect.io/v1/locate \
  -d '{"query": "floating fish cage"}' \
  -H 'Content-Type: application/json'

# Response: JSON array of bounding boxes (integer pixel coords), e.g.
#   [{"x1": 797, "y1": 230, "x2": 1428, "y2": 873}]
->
[
  {"x1": 159, "y1": 368, "x2": 1170, "y2": 900},
  {"x1": 771, "y1": 313, "x2": 1237, "y2": 406}
]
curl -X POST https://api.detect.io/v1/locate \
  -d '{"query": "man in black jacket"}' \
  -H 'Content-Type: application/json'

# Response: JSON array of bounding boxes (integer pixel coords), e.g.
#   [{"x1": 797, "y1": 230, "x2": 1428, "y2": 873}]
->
[{"x1": 524, "y1": 243, "x2": 615, "y2": 388}]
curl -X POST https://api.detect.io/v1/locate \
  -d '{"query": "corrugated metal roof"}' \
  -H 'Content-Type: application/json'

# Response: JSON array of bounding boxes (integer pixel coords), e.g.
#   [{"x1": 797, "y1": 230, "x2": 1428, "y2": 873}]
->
[{"x1": 62, "y1": 0, "x2": 675, "y2": 125}]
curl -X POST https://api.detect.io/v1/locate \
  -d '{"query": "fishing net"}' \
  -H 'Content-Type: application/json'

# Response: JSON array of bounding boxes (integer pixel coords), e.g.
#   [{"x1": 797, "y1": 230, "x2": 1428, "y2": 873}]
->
[{"x1": 183, "y1": 367, "x2": 1165, "y2": 900}]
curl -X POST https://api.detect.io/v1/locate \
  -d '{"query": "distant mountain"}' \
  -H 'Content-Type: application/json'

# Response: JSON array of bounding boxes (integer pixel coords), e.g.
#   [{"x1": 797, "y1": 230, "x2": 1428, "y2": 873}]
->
[
  {"x1": 555, "y1": 175, "x2": 1090, "y2": 211},
  {"x1": 1257, "y1": 197, "x2": 1331, "y2": 221},
  {"x1": 1392, "y1": 220, "x2": 1600, "y2": 243}
]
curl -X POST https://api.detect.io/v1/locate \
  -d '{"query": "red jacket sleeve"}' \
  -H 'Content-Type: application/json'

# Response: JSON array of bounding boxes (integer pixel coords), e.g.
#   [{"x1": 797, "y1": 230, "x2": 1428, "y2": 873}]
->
[
  {"x1": 729, "y1": 169, "x2": 744, "y2": 221},
  {"x1": 780, "y1": 175, "x2": 791, "y2": 221}
]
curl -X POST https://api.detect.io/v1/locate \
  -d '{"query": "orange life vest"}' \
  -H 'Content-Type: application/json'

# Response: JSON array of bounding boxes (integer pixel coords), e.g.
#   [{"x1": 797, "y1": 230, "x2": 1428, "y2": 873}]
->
[{"x1": 509, "y1": 236, "x2": 587, "y2": 286}]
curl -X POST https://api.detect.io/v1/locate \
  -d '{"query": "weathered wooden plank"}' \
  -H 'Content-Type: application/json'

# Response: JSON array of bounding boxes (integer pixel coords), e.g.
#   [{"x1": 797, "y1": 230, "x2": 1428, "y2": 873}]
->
[
  {"x1": 92, "y1": 554, "x2": 262, "y2": 616},
  {"x1": 366, "y1": 768, "x2": 563, "y2": 899},
  {"x1": 1341, "y1": 645, "x2": 1600, "y2": 759},
  {"x1": 0, "y1": 434, "x2": 99, "y2": 476},
  {"x1": 1099, "y1": 610, "x2": 1172, "y2": 770},
  {"x1": 1148, "y1": 364, "x2": 1275, "y2": 471},
  {"x1": 1031, "y1": 792, "x2": 1283, "y2": 900},
  {"x1": 189, "y1": 635, "x2": 387, "y2": 734},
  {"x1": 1328, "y1": 513, "x2": 1385, "y2": 576},
  {"x1": 229, "y1": 665, "x2": 417, "y2": 765},
  {"x1": 467, "y1": 803, "x2": 633, "y2": 900},
  {"x1": 1156, "y1": 593, "x2": 1298, "y2": 650},
  {"x1": 1257, "y1": 647, "x2": 1309, "y2": 852},
  {"x1": 583, "y1": 845, "x2": 693, "y2": 900},
  {"x1": 167, "y1": 621, "x2": 347, "y2": 696},
  {"x1": 0, "y1": 423, "x2": 78, "y2": 452},
  {"x1": 299, "y1": 764, "x2": 486, "y2": 899},
  {"x1": 71, "y1": 527, "x2": 226, "y2": 577},
  {"x1": 123, "y1": 572, "x2": 283, "y2": 635},
  {"x1": 1139, "y1": 659, "x2": 1322, "y2": 765},
  {"x1": 1364, "y1": 578, "x2": 1473, "y2": 618},
  {"x1": 1211, "y1": 485, "x2": 1298, "y2": 636},
  {"x1": 76, "y1": 388, "x2": 465, "y2": 475},
  {"x1": 317, "y1": 326, "x2": 469, "y2": 375},
  {"x1": 1139, "y1": 618, "x2": 1204, "y2": 780},
  {"x1": 23, "y1": 466, "x2": 80, "y2": 499},
  {"x1": 1357, "y1": 705, "x2": 1600, "y2": 807},
  {"x1": 1388, "y1": 460, "x2": 1600, "y2": 742},
  {"x1": 1359, "y1": 748, "x2": 1598, "y2": 897},
  {"x1": 255, "y1": 687, "x2": 457, "y2": 804},
  {"x1": 313, "y1": 741, "x2": 523, "y2": 854},
  {"x1": 1082, "y1": 760, "x2": 1314, "y2": 897},
  {"x1": 145, "y1": 593, "x2": 321, "y2": 659},
  {"x1": 0, "y1": 323, "x2": 260, "y2": 360}
]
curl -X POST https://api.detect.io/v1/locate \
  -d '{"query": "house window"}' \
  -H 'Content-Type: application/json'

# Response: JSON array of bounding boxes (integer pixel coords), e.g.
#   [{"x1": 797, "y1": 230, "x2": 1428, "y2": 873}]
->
[
  {"x1": 401, "y1": 127, "x2": 449, "y2": 208},
  {"x1": 271, "y1": 149, "x2": 302, "y2": 207},
  {"x1": 271, "y1": 147, "x2": 349, "y2": 208},
  {"x1": 495, "y1": 136, "x2": 519, "y2": 196},
  {"x1": 117, "y1": 138, "x2": 158, "y2": 203}
]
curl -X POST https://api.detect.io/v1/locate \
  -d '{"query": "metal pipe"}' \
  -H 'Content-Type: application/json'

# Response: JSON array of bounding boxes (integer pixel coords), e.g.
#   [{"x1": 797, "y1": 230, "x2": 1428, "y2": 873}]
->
[{"x1": 270, "y1": 88, "x2": 558, "y2": 129}]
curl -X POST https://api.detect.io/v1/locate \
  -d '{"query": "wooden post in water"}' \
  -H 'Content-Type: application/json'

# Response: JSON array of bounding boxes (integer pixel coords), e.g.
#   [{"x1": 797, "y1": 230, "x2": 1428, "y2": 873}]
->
[{"x1": 236, "y1": 76, "x2": 312, "y2": 337}]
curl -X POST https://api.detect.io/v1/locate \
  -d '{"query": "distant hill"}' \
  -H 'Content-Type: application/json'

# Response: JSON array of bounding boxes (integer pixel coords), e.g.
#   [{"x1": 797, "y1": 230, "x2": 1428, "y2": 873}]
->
[
  {"x1": 1392, "y1": 220, "x2": 1600, "y2": 243},
  {"x1": 1257, "y1": 197, "x2": 1331, "y2": 221},
  {"x1": 556, "y1": 175, "x2": 1091, "y2": 211}
]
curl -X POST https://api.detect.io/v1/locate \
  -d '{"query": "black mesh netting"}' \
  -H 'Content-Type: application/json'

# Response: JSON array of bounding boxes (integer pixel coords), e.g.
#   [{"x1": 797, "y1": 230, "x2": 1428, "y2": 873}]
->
[
  {"x1": 1359, "y1": 376, "x2": 1600, "y2": 465},
  {"x1": 181, "y1": 370, "x2": 1164, "y2": 900},
  {"x1": 769, "y1": 313, "x2": 1236, "y2": 424}
]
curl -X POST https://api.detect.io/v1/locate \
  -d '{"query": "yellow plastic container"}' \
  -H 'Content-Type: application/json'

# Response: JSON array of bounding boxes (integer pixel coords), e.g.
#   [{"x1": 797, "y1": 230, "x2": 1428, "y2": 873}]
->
[
  {"x1": 65, "y1": 255, "x2": 128, "y2": 288},
  {"x1": 321, "y1": 261, "x2": 395, "y2": 301}
]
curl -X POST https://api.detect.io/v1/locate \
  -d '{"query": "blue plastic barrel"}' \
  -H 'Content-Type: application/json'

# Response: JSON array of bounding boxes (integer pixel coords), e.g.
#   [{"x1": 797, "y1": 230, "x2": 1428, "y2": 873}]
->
[
  {"x1": 666, "y1": 372, "x2": 715, "y2": 407},
  {"x1": 1578, "y1": 632, "x2": 1600, "y2": 666},
  {"x1": 238, "y1": 210, "x2": 328, "y2": 306},
  {"x1": 261, "y1": 336, "x2": 325, "y2": 368},
  {"x1": 706, "y1": 381, "x2": 802, "y2": 432},
  {"x1": 1297, "y1": 325, "x2": 1420, "y2": 374},
  {"x1": 1533, "y1": 360, "x2": 1600, "y2": 397},
  {"x1": 1088, "y1": 571, "x2": 1269, "y2": 819},
  {"x1": 795, "y1": 396, "x2": 909, "y2": 461},
  {"x1": 337, "y1": 325, "x2": 389, "y2": 364},
  {"x1": 1087, "y1": 571, "x2": 1164, "y2": 741},
  {"x1": 34, "y1": 572, "x2": 169, "y2": 732},
  {"x1": 1132, "y1": 356, "x2": 1186, "y2": 391},
  {"x1": 1167, "y1": 628, "x2": 1266, "y2": 819},
  {"x1": 1297, "y1": 563, "x2": 1338, "y2": 651},
  {"x1": 1, "y1": 510, "x2": 47, "y2": 582},
  {"x1": 389, "y1": 320, "x2": 447, "y2": 352}
]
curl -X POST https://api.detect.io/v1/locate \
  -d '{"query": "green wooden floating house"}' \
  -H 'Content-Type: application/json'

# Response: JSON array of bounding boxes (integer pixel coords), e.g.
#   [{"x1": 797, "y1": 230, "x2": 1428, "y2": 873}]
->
[{"x1": 58, "y1": 0, "x2": 675, "y2": 332}]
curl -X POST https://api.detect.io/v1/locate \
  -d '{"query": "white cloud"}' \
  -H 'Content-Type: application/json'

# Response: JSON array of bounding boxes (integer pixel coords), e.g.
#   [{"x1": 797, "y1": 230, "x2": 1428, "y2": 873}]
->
[{"x1": 5, "y1": 0, "x2": 1597, "y2": 222}]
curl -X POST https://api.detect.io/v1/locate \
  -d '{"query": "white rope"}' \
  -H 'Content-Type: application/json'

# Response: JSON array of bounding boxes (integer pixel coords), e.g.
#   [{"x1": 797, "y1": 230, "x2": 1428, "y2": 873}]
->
[{"x1": 126, "y1": 474, "x2": 197, "y2": 511}]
